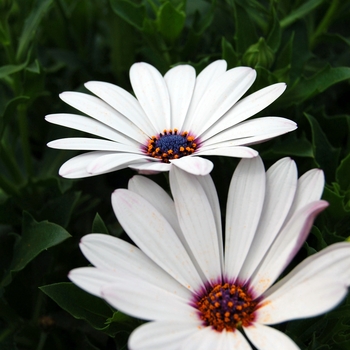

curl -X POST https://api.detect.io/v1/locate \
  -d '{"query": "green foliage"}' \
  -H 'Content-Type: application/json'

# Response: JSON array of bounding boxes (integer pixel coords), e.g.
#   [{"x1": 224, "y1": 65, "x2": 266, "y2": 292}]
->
[{"x1": 0, "y1": 0, "x2": 350, "y2": 349}]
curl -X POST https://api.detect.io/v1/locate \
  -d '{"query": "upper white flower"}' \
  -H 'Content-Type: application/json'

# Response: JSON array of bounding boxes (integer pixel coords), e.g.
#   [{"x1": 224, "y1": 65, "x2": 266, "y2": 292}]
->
[
  {"x1": 69, "y1": 157, "x2": 350, "y2": 349},
  {"x1": 46, "y1": 60, "x2": 296, "y2": 177}
]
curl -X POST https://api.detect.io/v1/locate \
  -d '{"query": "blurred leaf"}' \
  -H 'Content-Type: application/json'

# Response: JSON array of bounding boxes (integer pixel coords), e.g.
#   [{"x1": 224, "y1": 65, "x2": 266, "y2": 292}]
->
[
  {"x1": 16, "y1": 0, "x2": 53, "y2": 61},
  {"x1": 156, "y1": 1, "x2": 185, "y2": 41},
  {"x1": 305, "y1": 113, "x2": 340, "y2": 181},
  {"x1": 221, "y1": 37, "x2": 239, "y2": 68},
  {"x1": 40, "y1": 282, "x2": 119, "y2": 336},
  {"x1": 92, "y1": 213, "x2": 109, "y2": 235},
  {"x1": 336, "y1": 153, "x2": 350, "y2": 192},
  {"x1": 109, "y1": 0, "x2": 146, "y2": 30},
  {"x1": 1, "y1": 212, "x2": 71, "y2": 287},
  {"x1": 282, "y1": 66, "x2": 350, "y2": 106},
  {"x1": 267, "y1": 7, "x2": 281, "y2": 52},
  {"x1": 0, "y1": 59, "x2": 30, "y2": 79},
  {"x1": 280, "y1": 0, "x2": 324, "y2": 28}
]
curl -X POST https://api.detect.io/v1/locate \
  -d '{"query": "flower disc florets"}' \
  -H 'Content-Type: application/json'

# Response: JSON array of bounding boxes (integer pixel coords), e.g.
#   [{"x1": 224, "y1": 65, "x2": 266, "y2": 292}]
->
[
  {"x1": 197, "y1": 283, "x2": 258, "y2": 332},
  {"x1": 145, "y1": 129, "x2": 197, "y2": 163}
]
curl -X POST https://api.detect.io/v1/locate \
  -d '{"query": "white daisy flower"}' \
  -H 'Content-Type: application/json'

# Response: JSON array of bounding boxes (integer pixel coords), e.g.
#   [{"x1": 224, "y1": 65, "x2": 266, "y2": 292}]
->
[
  {"x1": 46, "y1": 61, "x2": 296, "y2": 177},
  {"x1": 69, "y1": 157, "x2": 350, "y2": 349}
]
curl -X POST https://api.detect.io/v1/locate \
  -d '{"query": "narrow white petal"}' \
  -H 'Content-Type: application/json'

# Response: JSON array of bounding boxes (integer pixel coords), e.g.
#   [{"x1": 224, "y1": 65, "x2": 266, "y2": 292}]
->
[
  {"x1": 244, "y1": 323, "x2": 300, "y2": 350},
  {"x1": 48, "y1": 138, "x2": 143, "y2": 153},
  {"x1": 129, "y1": 321, "x2": 201, "y2": 350},
  {"x1": 86, "y1": 153, "x2": 151, "y2": 174},
  {"x1": 183, "y1": 60, "x2": 227, "y2": 131},
  {"x1": 201, "y1": 83, "x2": 287, "y2": 140},
  {"x1": 238, "y1": 158, "x2": 298, "y2": 282},
  {"x1": 112, "y1": 189, "x2": 203, "y2": 292},
  {"x1": 128, "y1": 175, "x2": 183, "y2": 237},
  {"x1": 196, "y1": 146, "x2": 258, "y2": 158},
  {"x1": 130, "y1": 62, "x2": 170, "y2": 131},
  {"x1": 102, "y1": 280, "x2": 197, "y2": 321},
  {"x1": 225, "y1": 157, "x2": 266, "y2": 280},
  {"x1": 184, "y1": 328, "x2": 252, "y2": 350},
  {"x1": 68, "y1": 267, "x2": 118, "y2": 297},
  {"x1": 257, "y1": 276, "x2": 348, "y2": 325},
  {"x1": 190, "y1": 67, "x2": 256, "y2": 136},
  {"x1": 171, "y1": 156, "x2": 213, "y2": 175},
  {"x1": 129, "y1": 161, "x2": 171, "y2": 173},
  {"x1": 256, "y1": 243, "x2": 350, "y2": 324},
  {"x1": 250, "y1": 200, "x2": 329, "y2": 296},
  {"x1": 197, "y1": 175, "x2": 224, "y2": 270},
  {"x1": 170, "y1": 167, "x2": 222, "y2": 284},
  {"x1": 285, "y1": 168, "x2": 325, "y2": 222},
  {"x1": 58, "y1": 151, "x2": 113, "y2": 178},
  {"x1": 84, "y1": 81, "x2": 156, "y2": 136},
  {"x1": 80, "y1": 234, "x2": 191, "y2": 299},
  {"x1": 203, "y1": 117, "x2": 297, "y2": 147},
  {"x1": 60, "y1": 92, "x2": 147, "y2": 143},
  {"x1": 164, "y1": 65, "x2": 196, "y2": 130},
  {"x1": 45, "y1": 113, "x2": 135, "y2": 145}
]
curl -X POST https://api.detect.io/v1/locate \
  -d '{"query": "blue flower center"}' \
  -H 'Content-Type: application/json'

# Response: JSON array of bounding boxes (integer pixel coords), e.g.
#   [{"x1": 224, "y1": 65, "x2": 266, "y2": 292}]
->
[
  {"x1": 145, "y1": 129, "x2": 197, "y2": 163},
  {"x1": 197, "y1": 283, "x2": 257, "y2": 332}
]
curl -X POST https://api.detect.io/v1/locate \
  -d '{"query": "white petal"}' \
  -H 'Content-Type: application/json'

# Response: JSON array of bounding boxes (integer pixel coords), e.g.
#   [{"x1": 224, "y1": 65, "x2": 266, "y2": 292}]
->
[
  {"x1": 112, "y1": 189, "x2": 203, "y2": 292},
  {"x1": 286, "y1": 168, "x2": 325, "y2": 222},
  {"x1": 84, "y1": 81, "x2": 156, "y2": 136},
  {"x1": 68, "y1": 267, "x2": 119, "y2": 297},
  {"x1": 45, "y1": 113, "x2": 134, "y2": 145},
  {"x1": 224, "y1": 157, "x2": 266, "y2": 280},
  {"x1": 196, "y1": 146, "x2": 258, "y2": 158},
  {"x1": 48, "y1": 137, "x2": 142, "y2": 153},
  {"x1": 60, "y1": 92, "x2": 146, "y2": 144},
  {"x1": 102, "y1": 280, "x2": 197, "y2": 321},
  {"x1": 190, "y1": 67, "x2": 256, "y2": 136},
  {"x1": 203, "y1": 117, "x2": 297, "y2": 147},
  {"x1": 59, "y1": 151, "x2": 113, "y2": 178},
  {"x1": 86, "y1": 153, "x2": 151, "y2": 174},
  {"x1": 130, "y1": 62, "x2": 170, "y2": 131},
  {"x1": 201, "y1": 83, "x2": 287, "y2": 140},
  {"x1": 79, "y1": 234, "x2": 191, "y2": 299},
  {"x1": 128, "y1": 175, "x2": 183, "y2": 237},
  {"x1": 129, "y1": 161, "x2": 171, "y2": 173},
  {"x1": 250, "y1": 200, "x2": 329, "y2": 296},
  {"x1": 257, "y1": 276, "x2": 348, "y2": 325},
  {"x1": 196, "y1": 174, "x2": 224, "y2": 270},
  {"x1": 258, "y1": 242, "x2": 350, "y2": 324},
  {"x1": 170, "y1": 166, "x2": 222, "y2": 284},
  {"x1": 171, "y1": 156, "x2": 213, "y2": 175},
  {"x1": 244, "y1": 323, "x2": 300, "y2": 350},
  {"x1": 129, "y1": 321, "x2": 201, "y2": 350},
  {"x1": 184, "y1": 328, "x2": 252, "y2": 350},
  {"x1": 182, "y1": 60, "x2": 227, "y2": 132},
  {"x1": 164, "y1": 65, "x2": 196, "y2": 130},
  {"x1": 238, "y1": 158, "x2": 298, "y2": 282}
]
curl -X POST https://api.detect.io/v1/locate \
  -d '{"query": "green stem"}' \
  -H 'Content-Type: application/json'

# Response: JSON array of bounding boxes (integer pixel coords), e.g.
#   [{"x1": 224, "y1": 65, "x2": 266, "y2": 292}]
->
[
  {"x1": 36, "y1": 332, "x2": 48, "y2": 350},
  {"x1": 310, "y1": 0, "x2": 339, "y2": 49},
  {"x1": 17, "y1": 103, "x2": 33, "y2": 176}
]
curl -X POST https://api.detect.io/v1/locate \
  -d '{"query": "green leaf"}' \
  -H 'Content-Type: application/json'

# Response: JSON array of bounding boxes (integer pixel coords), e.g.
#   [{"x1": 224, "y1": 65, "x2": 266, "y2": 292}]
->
[
  {"x1": 156, "y1": 1, "x2": 186, "y2": 41},
  {"x1": 266, "y1": 7, "x2": 281, "y2": 52},
  {"x1": 282, "y1": 66, "x2": 350, "y2": 107},
  {"x1": 221, "y1": 37, "x2": 239, "y2": 68},
  {"x1": 109, "y1": 0, "x2": 146, "y2": 30},
  {"x1": 40, "y1": 282, "x2": 119, "y2": 336},
  {"x1": 16, "y1": 0, "x2": 53, "y2": 61},
  {"x1": 1, "y1": 212, "x2": 71, "y2": 287},
  {"x1": 280, "y1": 0, "x2": 324, "y2": 28},
  {"x1": 336, "y1": 153, "x2": 350, "y2": 192},
  {"x1": 305, "y1": 113, "x2": 340, "y2": 181},
  {"x1": 92, "y1": 213, "x2": 109, "y2": 235},
  {"x1": 0, "y1": 60, "x2": 29, "y2": 79}
]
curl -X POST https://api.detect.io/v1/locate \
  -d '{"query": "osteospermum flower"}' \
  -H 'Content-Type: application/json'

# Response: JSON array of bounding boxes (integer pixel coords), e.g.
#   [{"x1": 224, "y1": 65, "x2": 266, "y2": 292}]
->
[
  {"x1": 46, "y1": 61, "x2": 296, "y2": 177},
  {"x1": 69, "y1": 157, "x2": 350, "y2": 349}
]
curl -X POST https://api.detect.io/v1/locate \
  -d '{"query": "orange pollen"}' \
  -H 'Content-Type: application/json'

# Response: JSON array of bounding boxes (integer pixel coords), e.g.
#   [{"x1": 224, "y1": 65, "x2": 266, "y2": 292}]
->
[
  {"x1": 145, "y1": 129, "x2": 198, "y2": 163},
  {"x1": 197, "y1": 283, "x2": 257, "y2": 332}
]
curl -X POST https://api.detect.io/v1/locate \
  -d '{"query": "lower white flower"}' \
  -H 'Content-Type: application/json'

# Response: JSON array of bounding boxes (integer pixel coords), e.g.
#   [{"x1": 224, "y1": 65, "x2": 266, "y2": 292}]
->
[{"x1": 69, "y1": 156, "x2": 350, "y2": 349}]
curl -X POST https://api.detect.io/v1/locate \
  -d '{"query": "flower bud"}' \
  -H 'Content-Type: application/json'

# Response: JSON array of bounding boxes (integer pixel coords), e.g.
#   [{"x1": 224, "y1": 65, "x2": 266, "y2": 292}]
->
[{"x1": 242, "y1": 37, "x2": 275, "y2": 68}]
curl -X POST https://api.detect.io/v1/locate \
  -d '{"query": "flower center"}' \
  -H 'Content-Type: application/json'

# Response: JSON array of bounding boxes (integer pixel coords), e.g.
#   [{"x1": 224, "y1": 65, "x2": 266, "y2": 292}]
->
[
  {"x1": 145, "y1": 129, "x2": 197, "y2": 163},
  {"x1": 197, "y1": 283, "x2": 257, "y2": 332}
]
